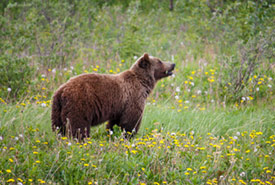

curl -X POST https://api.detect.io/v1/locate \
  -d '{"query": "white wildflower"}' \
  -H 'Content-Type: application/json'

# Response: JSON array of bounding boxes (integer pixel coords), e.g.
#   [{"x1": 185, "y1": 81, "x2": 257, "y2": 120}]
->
[
  {"x1": 175, "y1": 95, "x2": 179, "y2": 100},
  {"x1": 233, "y1": 136, "x2": 238, "y2": 140},
  {"x1": 19, "y1": 134, "x2": 23, "y2": 138},
  {"x1": 0, "y1": 136, "x2": 3, "y2": 140},
  {"x1": 197, "y1": 90, "x2": 201, "y2": 95},
  {"x1": 14, "y1": 137, "x2": 19, "y2": 141},
  {"x1": 41, "y1": 74, "x2": 46, "y2": 78},
  {"x1": 267, "y1": 84, "x2": 272, "y2": 88},
  {"x1": 171, "y1": 55, "x2": 174, "y2": 62},
  {"x1": 171, "y1": 83, "x2": 174, "y2": 87},
  {"x1": 240, "y1": 172, "x2": 245, "y2": 177},
  {"x1": 204, "y1": 91, "x2": 208, "y2": 94},
  {"x1": 171, "y1": 74, "x2": 175, "y2": 78},
  {"x1": 41, "y1": 103, "x2": 46, "y2": 107},
  {"x1": 256, "y1": 87, "x2": 259, "y2": 91},
  {"x1": 68, "y1": 142, "x2": 72, "y2": 146},
  {"x1": 268, "y1": 77, "x2": 272, "y2": 81},
  {"x1": 185, "y1": 100, "x2": 190, "y2": 104},
  {"x1": 52, "y1": 68, "x2": 56, "y2": 73},
  {"x1": 190, "y1": 130, "x2": 195, "y2": 135},
  {"x1": 190, "y1": 82, "x2": 194, "y2": 86},
  {"x1": 109, "y1": 130, "x2": 113, "y2": 135},
  {"x1": 64, "y1": 68, "x2": 67, "y2": 71},
  {"x1": 236, "y1": 132, "x2": 241, "y2": 136},
  {"x1": 171, "y1": 132, "x2": 176, "y2": 136},
  {"x1": 70, "y1": 66, "x2": 74, "y2": 70},
  {"x1": 176, "y1": 87, "x2": 180, "y2": 92},
  {"x1": 242, "y1": 97, "x2": 246, "y2": 101},
  {"x1": 211, "y1": 99, "x2": 215, "y2": 103},
  {"x1": 187, "y1": 89, "x2": 191, "y2": 92},
  {"x1": 134, "y1": 56, "x2": 138, "y2": 60},
  {"x1": 7, "y1": 88, "x2": 12, "y2": 92}
]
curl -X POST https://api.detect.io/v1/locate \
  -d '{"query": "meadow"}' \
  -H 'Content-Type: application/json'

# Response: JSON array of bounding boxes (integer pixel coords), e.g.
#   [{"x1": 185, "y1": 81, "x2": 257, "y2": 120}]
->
[{"x1": 0, "y1": 0, "x2": 274, "y2": 184}]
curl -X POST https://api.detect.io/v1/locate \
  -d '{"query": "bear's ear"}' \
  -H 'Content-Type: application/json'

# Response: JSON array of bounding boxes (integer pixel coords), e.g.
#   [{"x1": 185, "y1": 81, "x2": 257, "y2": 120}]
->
[
  {"x1": 143, "y1": 53, "x2": 149, "y2": 61},
  {"x1": 138, "y1": 53, "x2": 150, "y2": 69}
]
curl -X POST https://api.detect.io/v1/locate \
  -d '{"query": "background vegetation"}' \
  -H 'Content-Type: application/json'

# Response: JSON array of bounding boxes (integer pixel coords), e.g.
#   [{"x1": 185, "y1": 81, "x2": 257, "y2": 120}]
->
[{"x1": 0, "y1": 0, "x2": 274, "y2": 184}]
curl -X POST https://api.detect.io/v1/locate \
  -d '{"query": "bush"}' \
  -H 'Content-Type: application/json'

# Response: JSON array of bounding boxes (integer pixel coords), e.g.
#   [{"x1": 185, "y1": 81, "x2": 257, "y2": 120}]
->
[{"x1": 219, "y1": 30, "x2": 274, "y2": 103}]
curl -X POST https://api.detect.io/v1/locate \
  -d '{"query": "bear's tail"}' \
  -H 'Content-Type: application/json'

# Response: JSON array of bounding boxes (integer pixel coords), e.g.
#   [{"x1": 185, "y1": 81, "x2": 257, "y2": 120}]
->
[{"x1": 51, "y1": 92, "x2": 65, "y2": 135}]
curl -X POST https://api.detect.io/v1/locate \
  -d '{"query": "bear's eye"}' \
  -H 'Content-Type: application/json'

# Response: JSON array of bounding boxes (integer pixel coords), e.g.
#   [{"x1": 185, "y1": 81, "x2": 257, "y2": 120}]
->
[{"x1": 158, "y1": 60, "x2": 162, "y2": 64}]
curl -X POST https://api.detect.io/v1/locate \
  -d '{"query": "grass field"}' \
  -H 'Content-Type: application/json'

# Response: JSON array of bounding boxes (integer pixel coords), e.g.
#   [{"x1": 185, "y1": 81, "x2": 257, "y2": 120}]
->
[{"x1": 0, "y1": 102, "x2": 274, "y2": 184}]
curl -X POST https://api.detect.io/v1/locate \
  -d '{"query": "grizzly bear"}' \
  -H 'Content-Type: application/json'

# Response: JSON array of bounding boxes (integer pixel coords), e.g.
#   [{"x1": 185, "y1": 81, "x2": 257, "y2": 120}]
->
[{"x1": 51, "y1": 53, "x2": 175, "y2": 139}]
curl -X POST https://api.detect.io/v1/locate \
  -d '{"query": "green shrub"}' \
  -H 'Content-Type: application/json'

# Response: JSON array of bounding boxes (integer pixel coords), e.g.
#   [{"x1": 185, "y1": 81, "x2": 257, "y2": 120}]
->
[{"x1": 218, "y1": 31, "x2": 274, "y2": 103}]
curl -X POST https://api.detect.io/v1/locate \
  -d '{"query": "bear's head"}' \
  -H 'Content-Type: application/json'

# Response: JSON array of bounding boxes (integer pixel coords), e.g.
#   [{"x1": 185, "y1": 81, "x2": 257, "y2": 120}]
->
[{"x1": 131, "y1": 53, "x2": 175, "y2": 81}]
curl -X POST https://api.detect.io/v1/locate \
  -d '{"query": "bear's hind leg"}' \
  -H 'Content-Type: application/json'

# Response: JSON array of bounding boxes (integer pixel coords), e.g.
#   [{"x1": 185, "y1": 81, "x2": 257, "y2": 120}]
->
[{"x1": 63, "y1": 116, "x2": 90, "y2": 140}]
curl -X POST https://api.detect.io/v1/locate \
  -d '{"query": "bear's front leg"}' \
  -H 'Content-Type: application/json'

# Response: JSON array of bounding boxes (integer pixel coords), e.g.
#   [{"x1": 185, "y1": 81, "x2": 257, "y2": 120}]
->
[
  {"x1": 119, "y1": 109, "x2": 143, "y2": 138},
  {"x1": 106, "y1": 119, "x2": 120, "y2": 134}
]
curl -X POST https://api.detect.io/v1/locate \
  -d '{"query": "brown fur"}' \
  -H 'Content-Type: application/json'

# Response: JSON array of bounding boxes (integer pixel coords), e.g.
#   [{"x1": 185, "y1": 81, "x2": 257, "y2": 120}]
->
[{"x1": 51, "y1": 53, "x2": 175, "y2": 139}]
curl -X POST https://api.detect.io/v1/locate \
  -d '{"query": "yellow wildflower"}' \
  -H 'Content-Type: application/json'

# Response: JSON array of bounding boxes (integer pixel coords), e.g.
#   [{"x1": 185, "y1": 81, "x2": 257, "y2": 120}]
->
[
  {"x1": 7, "y1": 179, "x2": 15, "y2": 182},
  {"x1": 131, "y1": 150, "x2": 138, "y2": 154}
]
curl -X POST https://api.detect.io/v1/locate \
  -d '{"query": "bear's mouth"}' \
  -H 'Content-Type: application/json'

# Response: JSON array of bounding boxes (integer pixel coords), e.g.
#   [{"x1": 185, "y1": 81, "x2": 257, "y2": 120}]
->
[
  {"x1": 164, "y1": 64, "x2": 175, "y2": 76},
  {"x1": 165, "y1": 70, "x2": 173, "y2": 76}
]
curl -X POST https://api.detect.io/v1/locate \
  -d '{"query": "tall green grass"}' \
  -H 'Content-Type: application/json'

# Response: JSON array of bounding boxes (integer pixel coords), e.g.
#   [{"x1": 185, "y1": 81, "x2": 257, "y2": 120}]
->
[
  {"x1": 142, "y1": 103, "x2": 275, "y2": 136},
  {"x1": 1, "y1": 102, "x2": 274, "y2": 139}
]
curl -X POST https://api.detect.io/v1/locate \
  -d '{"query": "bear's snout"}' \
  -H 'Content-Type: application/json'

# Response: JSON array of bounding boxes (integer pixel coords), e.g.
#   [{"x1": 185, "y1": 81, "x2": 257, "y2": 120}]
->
[{"x1": 171, "y1": 63, "x2": 176, "y2": 70}]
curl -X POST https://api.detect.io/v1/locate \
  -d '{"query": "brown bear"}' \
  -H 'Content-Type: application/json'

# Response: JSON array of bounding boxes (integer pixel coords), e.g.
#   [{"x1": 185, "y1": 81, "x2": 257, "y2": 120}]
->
[{"x1": 51, "y1": 53, "x2": 175, "y2": 139}]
